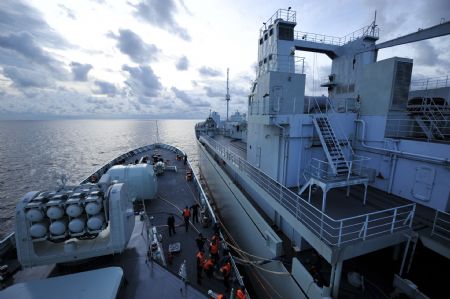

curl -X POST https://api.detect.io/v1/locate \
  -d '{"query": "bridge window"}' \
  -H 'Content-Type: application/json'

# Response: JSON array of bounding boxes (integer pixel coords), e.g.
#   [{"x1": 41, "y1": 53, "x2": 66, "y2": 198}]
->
[
  {"x1": 278, "y1": 25, "x2": 293, "y2": 41},
  {"x1": 259, "y1": 38, "x2": 263, "y2": 45}
]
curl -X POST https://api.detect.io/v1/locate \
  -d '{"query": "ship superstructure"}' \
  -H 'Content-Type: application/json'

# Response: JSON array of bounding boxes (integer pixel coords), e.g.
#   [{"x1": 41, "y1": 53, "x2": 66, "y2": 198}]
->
[{"x1": 197, "y1": 8, "x2": 450, "y2": 299}]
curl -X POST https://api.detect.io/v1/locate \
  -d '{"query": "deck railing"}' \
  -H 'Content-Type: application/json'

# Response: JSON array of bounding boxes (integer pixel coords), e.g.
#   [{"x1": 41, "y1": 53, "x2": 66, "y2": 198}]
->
[
  {"x1": 410, "y1": 75, "x2": 450, "y2": 91},
  {"x1": 431, "y1": 210, "x2": 450, "y2": 242},
  {"x1": 295, "y1": 24, "x2": 379, "y2": 46},
  {"x1": 306, "y1": 156, "x2": 370, "y2": 181},
  {"x1": 260, "y1": 9, "x2": 296, "y2": 33},
  {"x1": 201, "y1": 136, "x2": 415, "y2": 247},
  {"x1": 385, "y1": 118, "x2": 450, "y2": 141}
]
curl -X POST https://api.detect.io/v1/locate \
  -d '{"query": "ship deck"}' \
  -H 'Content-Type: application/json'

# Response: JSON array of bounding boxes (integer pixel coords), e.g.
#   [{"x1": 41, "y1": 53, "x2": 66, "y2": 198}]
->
[
  {"x1": 1, "y1": 146, "x2": 234, "y2": 298},
  {"x1": 210, "y1": 134, "x2": 411, "y2": 222}
]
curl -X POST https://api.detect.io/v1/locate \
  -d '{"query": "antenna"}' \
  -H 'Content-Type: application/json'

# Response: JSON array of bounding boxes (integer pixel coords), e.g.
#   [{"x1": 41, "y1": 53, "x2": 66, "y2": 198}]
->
[
  {"x1": 226, "y1": 68, "x2": 230, "y2": 121},
  {"x1": 155, "y1": 120, "x2": 160, "y2": 144}
]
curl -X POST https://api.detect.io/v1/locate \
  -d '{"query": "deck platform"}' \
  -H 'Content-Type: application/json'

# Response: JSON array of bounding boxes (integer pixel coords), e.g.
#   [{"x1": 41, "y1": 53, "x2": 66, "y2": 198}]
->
[{"x1": 1, "y1": 146, "x2": 235, "y2": 298}]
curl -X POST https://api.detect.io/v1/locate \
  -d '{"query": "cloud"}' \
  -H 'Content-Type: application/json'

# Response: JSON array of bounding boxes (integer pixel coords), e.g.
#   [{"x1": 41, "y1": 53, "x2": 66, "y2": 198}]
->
[
  {"x1": 94, "y1": 80, "x2": 118, "y2": 96},
  {"x1": 0, "y1": 1, "x2": 69, "y2": 48},
  {"x1": 413, "y1": 40, "x2": 450, "y2": 72},
  {"x1": 0, "y1": 32, "x2": 62, "y2": 72},
  {"x1": 176, "y1": 55, "x2": 189, "y2": 70},
  {"x1": 171, "y1": 87, "x2": 210, "y2": 107},
  {"x1": 108, "y1": 29, "x2": 159, "y2": 63},
  {"x1": 199, "y1": 66, "x2": 222, "y2": 77},
  {"x1": 70, "y1": 62, "x2": 92, "y2": 81},
  {"x1": 58, "y1": 4, "x2": 76, "y2": 20},
  {"x1": 122, "y1": 64, "x2": 162, "y2": 98},
  {"x1": 131, "y1": 0, "x2": 191, "y2": 41},
  {"x1": 204, "y1": 86, "x2": 223, "y2": 97},
  {"x1": 2, "y1": 66, "x2": 51, "y2": 88}
]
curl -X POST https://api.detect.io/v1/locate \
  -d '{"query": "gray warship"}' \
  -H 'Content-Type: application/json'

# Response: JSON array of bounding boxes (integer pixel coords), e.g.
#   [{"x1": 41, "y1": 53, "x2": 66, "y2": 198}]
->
[{"x1": 0, "y1": 141, "x2": 248, "y2": 298}]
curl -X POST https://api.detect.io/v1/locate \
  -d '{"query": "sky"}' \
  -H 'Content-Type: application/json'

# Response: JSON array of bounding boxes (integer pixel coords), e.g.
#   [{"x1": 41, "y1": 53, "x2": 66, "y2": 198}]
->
[{"x1": 0, "y1": 0, "x2": 449, "y2": 120}]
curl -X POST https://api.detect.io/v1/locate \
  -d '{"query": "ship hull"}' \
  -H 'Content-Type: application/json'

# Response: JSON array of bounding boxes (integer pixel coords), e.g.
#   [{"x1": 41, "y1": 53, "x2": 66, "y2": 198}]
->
[{"x1": 197, "y1": 139, "x2": 307, "y2": 299}]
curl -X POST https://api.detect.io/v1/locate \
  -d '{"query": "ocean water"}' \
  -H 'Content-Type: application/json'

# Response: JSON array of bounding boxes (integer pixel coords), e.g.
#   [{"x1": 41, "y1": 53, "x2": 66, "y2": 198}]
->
[{"x1": 0, "y1": 119, "x2": 200, "y2": 239}]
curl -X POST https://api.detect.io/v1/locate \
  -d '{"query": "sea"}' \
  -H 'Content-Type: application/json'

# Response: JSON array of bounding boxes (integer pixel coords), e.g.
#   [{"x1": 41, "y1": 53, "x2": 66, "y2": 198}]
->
[{"x1": 0, "y1": 119, "x2": 200, "y2": 239}]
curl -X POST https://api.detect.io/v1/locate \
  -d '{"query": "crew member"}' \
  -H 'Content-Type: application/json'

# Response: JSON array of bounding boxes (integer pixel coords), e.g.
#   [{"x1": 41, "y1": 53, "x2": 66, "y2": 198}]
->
[
  {"x1": 220, "y1": 259, "x2": 231, "y2": 292},
  {"x1": 236, "y1": 286, "x2": 246, "y2": 299},
  {"x1": 196, "y1": 233, "x2": 207, "y2": 251},
  {"x1": 190, "y1": 203, "x2": 200, "y2": 223},
  {"x1": 182, "y1": 206, "x2": 191, "y2": 232},
  {"x1": 209, "y1": 239, "x2": 219, "y2": 261},
  {"x1": 211, "y1": 232, "x2": 220, "y2": 247},
  {"x1": 167, "y1": 214, "x2": 176, "y2": 236},
  {"x1": 196, "y1": 250, "x2": 205, "y2": 285},
  {"x1": 203, "y1": 256, "x2": 215, "y2": 278}
]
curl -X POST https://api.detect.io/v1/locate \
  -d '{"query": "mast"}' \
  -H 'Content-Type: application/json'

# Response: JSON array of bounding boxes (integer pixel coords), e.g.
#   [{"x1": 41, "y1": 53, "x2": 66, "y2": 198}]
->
[{"x1": 226, "y1": 68, "x2": 230, "y2": 121}]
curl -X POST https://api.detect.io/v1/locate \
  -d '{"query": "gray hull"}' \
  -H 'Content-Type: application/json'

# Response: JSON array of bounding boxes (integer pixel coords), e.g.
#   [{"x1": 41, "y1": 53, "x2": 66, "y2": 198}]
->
[{"x1": 198, "y1": 140, "x2": 306, "y2": 299}]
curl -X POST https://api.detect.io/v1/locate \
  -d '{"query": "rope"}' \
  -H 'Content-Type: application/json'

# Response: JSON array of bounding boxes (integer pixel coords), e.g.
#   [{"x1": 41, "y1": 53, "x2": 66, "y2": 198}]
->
[
  {"x1": 232, "y1": 256, "x2": 291, "y2": 275},
  {"x1": 157, "y1": 194, "x2": 201, "y2": 234},
  {"x1": 213, "y1": 215, "x2": 285, "y2": 298}
]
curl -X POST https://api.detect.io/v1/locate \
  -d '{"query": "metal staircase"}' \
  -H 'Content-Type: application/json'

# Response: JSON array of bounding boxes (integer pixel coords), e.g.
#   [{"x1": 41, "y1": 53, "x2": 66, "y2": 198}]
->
[
  {"x1": 408, "y1": 97, "x2": 449, "y2": 141},
  {"x1": 312, "y1": 116, "x2": 350, "y2": 176}
]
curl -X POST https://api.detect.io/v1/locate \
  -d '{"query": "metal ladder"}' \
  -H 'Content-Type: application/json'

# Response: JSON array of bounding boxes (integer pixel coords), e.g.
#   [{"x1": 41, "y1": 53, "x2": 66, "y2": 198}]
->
[
  {"x1": 420, "y1": 98, "x2": 446, "y2": 140},
  {"x1": 313, "y1": 115, "x2": 350, "y2": 176}
]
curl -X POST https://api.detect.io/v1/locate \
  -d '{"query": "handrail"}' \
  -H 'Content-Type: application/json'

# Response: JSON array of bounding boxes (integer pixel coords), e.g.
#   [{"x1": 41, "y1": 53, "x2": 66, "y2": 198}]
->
[
  {"x1": 295, "y1": 24, "x2": 379, "y2": 46},
  {"x1": 308, "y1": 97, "x2": 356, "y2": 169},
  {"x1": 260, "y1": 9, "x2": 296, "y2": 33},
  {"x1": 200, "y1": 136, "x2": 415, "y2": 247},
  {"x1": 431, "y1": 210, "x2": 450, "y2": 242},
  {"x1": 410, "y1": 75, "x2": 450, "y2": 91}
]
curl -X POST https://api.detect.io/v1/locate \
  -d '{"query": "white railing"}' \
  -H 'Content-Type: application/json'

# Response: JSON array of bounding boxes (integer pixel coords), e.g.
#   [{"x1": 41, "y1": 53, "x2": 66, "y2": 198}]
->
[
  {"x1": 295, "y1": 31, "x2": 343, "y2": 46},
  {"x1": 431, "y1": 210, "x2": 450, "y2": 242},
  {"x1": 306, "y1": 156, "x2": 370, "y2": 181},
  {"x1": 308, "y1": 97, "x2": 356, "y2": 157},
  {"x1": 295, "y1": 24, "x2": 379, "y2": 46},
  {"x1": 410, "y1": 75, "x2": 450, "y2": 91},
  {"x1": 259, "y1": 55, "x2": 305, "y2": 75},
  {"x1": 260, "y1": 9, "x2": 296, "y2": 33},
  {"x1": 385, "y1": 118, "x2": 450, "y2": 141},
  {"x1": 201, "y1": 136, "x2": 416, "y2": 247},
  {"x1": 306, "y1": 97, "x2": 359, "y2": 114}
]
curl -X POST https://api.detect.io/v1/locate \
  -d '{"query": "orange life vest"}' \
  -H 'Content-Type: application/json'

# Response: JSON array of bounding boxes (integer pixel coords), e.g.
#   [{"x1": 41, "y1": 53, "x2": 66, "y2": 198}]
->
[
  {"x1": 183, "y1": 208, "x2": 191, "y2": 217},
  {"x1": 210, "y1": 242, "x2": 218, "y2": 254},
  {"x1": 236, "y1": 289, "x2": 246, "y2": 299},
  {"x1": 220, "y1": 262, "x2": 231, "y2": 276},
  {"x1": 203, "y1": 258, "x2": 214, "y2": 270},
  {"x1": 216, "y1": 295, "x2": 224, "y2": 299},
  {"x1": 196, "y1": 251, "x2": 205, "y2": 266}
]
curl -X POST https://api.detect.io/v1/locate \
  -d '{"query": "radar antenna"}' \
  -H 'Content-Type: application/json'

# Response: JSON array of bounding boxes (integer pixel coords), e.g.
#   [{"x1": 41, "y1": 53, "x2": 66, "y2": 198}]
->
[{"x1": 226, "y1": 68, "x2": 230, "y2": 121}]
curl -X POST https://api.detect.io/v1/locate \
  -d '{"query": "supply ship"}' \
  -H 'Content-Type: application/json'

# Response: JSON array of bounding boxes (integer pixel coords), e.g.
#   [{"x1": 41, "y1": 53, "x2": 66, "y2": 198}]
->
[
  {"x1": 196, "y1": 8, "x2": 450, "y2": 299},
  {"x1": 0, "y1": 141, "x2": 247, "y2": 298}
]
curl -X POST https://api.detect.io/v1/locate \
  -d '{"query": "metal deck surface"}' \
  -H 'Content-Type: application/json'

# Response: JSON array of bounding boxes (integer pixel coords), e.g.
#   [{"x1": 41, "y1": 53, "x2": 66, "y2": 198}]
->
[{"x1": 2, "y1": 146, "x2": 232, "y2": 298}]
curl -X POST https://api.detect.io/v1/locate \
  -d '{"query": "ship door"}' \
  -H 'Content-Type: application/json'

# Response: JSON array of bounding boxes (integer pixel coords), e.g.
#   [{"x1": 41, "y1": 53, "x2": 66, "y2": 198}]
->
[
  {"x1": 272, "y1": 86, "x2": 283, "y2": 112},
  {"x1": 412, "y1": 166, "x2": 435, "y2": 201}
]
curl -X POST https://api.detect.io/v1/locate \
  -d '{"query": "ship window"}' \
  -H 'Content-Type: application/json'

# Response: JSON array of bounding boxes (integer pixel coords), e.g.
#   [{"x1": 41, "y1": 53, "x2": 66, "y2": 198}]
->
[
  {"x1": 278, "y1": 25, "x2": 294, "y2": 41},
  {"x1": 263, "y1": 58, "x2": 267, "y2": 64},
  {"x1": 268, "y1": 54, "x2": 272, "y2": 60},
  {"x1": 269, "y1": 28, "x2": 273, "y2": 36},
  {"x1": 259, "y1": 38, "x2": 263, "y2": 45},
  {"x1": 264, "y1": 33, "x2": 268, "y2": 40}
]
